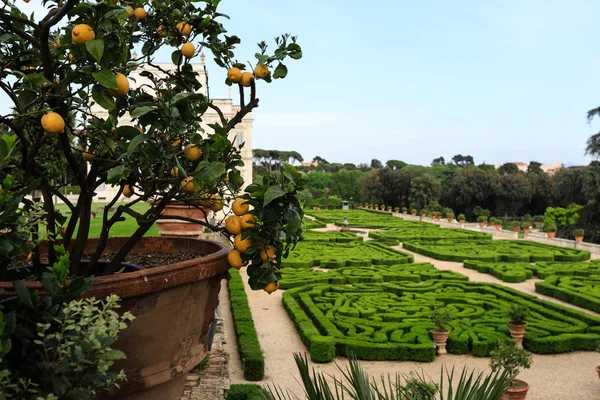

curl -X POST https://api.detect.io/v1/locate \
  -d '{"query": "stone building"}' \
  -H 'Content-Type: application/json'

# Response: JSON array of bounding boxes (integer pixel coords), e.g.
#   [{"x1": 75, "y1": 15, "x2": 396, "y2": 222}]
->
[{"x1": 90, "y1": 55, "x2": 253, "y2": 202}]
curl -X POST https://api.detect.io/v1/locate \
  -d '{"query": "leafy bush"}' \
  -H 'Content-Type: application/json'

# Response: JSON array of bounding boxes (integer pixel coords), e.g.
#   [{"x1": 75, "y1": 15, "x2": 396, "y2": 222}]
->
[
  {"x1": 412, "y1": 209, "x2": 418, "y2": 214},
  {"x1": 508, "y1": 304, "x2": 529, "y2": 324},
  {"x1": 511, "y1": 221, "x2": 521, "y2": 228},
  {"x1": 458, "y1": 214, "x2": 466, "y2": 221},
  {"x1": 402, "y1": 207, "x2": 408, "y2": 212},
  {"x1": 227, "y1": 384, "x2": 267, "y2": 400},
  {"x1": 420, "y1": 209, "x2": 426, "y2": 215},
  {"x1": 228, "y1": 269, "x2": 264, "y2": 381},
  {"x1": 369, "y1": 227, "x2": 491, "y2": 243},
  {"x1": 574, "y1": 229, "x2": 585, "y2": 237},
  {"x1": 477, "y1": 216, "x2": 488, "y2": 223},
  {"x1": 544, "y1": 223, "x2": 557, "y2": 233},
  {"x1": 494, "y1": 219, "x2": 502, "y2": 226},
  {"x1": 489, "y1": 342, "x2": 532, "y2": 379},
  {"x1": 521, "y1": 221, "x2": 531, "y2": 230},
  {"x1": 536, "y1": 274, "x2": 600, "y2": 313},
  {"x1": 430, "y1": 307, "x2": 453, "y2": 331}
]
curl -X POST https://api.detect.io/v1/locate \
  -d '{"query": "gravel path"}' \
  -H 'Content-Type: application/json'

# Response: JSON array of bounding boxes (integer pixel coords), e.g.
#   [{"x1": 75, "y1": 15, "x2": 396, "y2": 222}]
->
[{"x1": 221, "y1": 225, "x2": 600, "y2": 400}]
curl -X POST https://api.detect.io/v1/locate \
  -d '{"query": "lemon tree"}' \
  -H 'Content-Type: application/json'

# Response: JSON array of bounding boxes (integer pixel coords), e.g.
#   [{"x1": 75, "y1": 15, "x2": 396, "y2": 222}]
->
[{"x1": 0, "y1": 0, "x2": 303, "y2": 286}]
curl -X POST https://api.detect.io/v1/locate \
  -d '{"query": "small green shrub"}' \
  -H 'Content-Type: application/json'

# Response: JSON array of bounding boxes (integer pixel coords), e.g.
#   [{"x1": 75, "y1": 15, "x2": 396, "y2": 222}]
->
[
  {"x1": 430, "y1": 307, "x2": 452, "y2": 331},
  {"x1": 510, "y1": 221, "x2": 520, "y2": 229},
  {"x1": 494, "y1": 219, "x2": 502, "y2": 226},
  {"x1": 458, "y1": 214, "x2": 466, "y2": 221},
  {"x1": 477, "y1": 216, "x2": 487, "y2": 223},
  {"x1": 402, "y1": 207, "x2": 408, "y2": 212},
  {"x1": 412, "y1": 209, "x2": 418, "y2": 214},
  {"x1": 574, "y1": 229, "x2": 585, "y2": 237},
  {"x1": 508, "y1": 304, "x2": 529, "y2": 324},
  {"x1": 227, "y1": 384, "x2": 267, "y2": 400},
  {"x1": 489, "y1": 342, "x2": 532, "y2": 379},
  {"x1": 420, "y1": 209, "x2": 426, "y2": 215},
  {"x1": 521, "y1": 221, "x2": 531, "y2": 230}
]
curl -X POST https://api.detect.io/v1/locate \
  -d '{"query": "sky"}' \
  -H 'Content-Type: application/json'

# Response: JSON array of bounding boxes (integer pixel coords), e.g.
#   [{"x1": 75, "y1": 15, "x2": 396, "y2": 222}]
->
[{"x1": 5, "y1": 0, "x2": 600, "y2": 167}]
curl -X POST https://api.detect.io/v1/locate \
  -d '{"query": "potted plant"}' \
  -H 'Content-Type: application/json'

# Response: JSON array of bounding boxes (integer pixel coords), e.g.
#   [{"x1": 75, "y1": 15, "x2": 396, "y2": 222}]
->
[
  {"x1": 490, "y1": 342, "x2": 533, "y2": 400},
  {"x1": 544, "y1": 223, "x2": 557, "y2": 239},
  {"x1": 477, "y1": 216, "x2": 488, "y2": 228},
  {"x1": 364, "y1": 202, "x2": 368, "y2": 208},
  {"x1": 511, "y1": 221, "x2": 521, "y2": 233},
  {"x1": 521, "y1": 222, "x2": 531, "y2": 235},
  {"x1": 507, "y1": 305, "x2": 529, "y2": 349},
  {"x1": 430, "y1": 306, "x2": 452, "y2": 355},
  {"x1": 394, "y1": 207, "x2": 400, "y2": 213},
  {"x1": 380, "y1": 204, "x2": 385, "y2": 211},
  {"x1": 387, "y1": 205, "x2": 393, "y2": 212},
  {"x1": 420, "y1": 209, "x2": 426, "y2": 217},
  {"x1": 402, "y1": 207, "x2": 408, "y2": 214},
  {"x1": 458, "y1": 214, "x2": 466, "y2": 225},
  {"x1": 494, "y1": 218, "x2": 503, "y2": 230},
  {"x1": 574, "y1": 229, "x2": 585, "y2": 243},
  {"x1": 0, "y1": 1, "x2": 304, "y2": 398},
  {"x1": 446, "y1": 212, "x2": 454, "y2": 223},
  {"x1": 412, "y1": 209, "x2": 418, "y2": 216}
]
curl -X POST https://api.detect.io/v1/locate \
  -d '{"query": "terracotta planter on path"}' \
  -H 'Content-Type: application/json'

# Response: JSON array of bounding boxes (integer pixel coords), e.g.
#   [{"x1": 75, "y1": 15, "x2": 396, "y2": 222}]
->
[
  {"x1": 156, "y1": 203, "x2": 209, "y2": 238},
  {"x1": 502, "y1": 379, "x2": 530, "y2": 400},
  {"x1": 508, "y1": 322, "x2": 527, "y2": 349},
  {"x1": 430, "y1": 329, "x2": 449, "y2": 355},
  {"x1": 0, "y1": 236, "x2": 230, "y2": 400}
]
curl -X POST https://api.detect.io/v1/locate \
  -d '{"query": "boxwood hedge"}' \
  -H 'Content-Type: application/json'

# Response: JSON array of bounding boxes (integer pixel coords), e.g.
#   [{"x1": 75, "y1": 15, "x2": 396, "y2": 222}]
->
[
  {"x1": 284, "y1": 281, "x2": 600, "y2": 363},
  {"x1": 463, "y1": 260, "x2": 600, "y2": 283},
  {"x1": 370, "y1": 227, "x2": 491, "y2": 243},
  {"x1": 536, "y1": 275, "x2": 600, "y2": 313},
  {"x1": 302, "y1": 230, "x2": 363, "y2": 243},
  {"x1": 403, "y1": 239, "x2": 590, "y2": 263},
  {"x1": 306, "y1": 209, "x2": 429, "y2": 229},
  {"x1": 228, "y1": 269, "x2": 265, "y2": 381}
]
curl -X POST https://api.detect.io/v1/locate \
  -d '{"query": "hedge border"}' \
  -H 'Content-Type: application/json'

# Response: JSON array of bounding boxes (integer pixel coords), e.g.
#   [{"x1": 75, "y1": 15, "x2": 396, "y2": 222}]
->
[
  {"x1": 536, "y1": 275, "x2": 600, "y2": 313},
  {"x1": 228, "y1": 269, "x2": 265, "y2": 381}
]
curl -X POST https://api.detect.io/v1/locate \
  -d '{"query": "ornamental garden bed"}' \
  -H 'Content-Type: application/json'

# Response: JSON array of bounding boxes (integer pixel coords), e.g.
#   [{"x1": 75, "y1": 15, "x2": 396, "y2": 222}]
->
[
  {"x1": 283, "y1": 280, "x2": 600, "y2": 363},
  {"x1": 302, "y1": 230, "x2": 363, "y2": 243},
  {"x1": 463, "y1": 260, "x2": 600, "y2": 283},
  {"x1": 279, "y1": 263, "x2": 467, "y2": 289},
  {"x1": 281, "y1": 241, "x2": 414, "y2": 268},
  {"x1": 369, "y1": 227, "x2": 491, "y2": 243},
  {"x1": 536, "y1": 275, "x2": 600, "y2": 313},
  {"x1": 403, "y1": 239, "x2": 590, "y2": 263},
  {"x1": 306, "y1": 209, "x2": 428, "y2": 229}
]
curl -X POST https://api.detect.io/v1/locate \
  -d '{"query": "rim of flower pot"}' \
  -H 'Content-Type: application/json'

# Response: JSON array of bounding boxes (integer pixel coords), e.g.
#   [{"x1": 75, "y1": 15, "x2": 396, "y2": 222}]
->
[
  {"x1": 508, "y1": 321, "x2": 528, "y2": 328},
  {"x1": 507, "y1": 379, "x2": 530, "y2": 392},
  {"x1": 0, "y1": 237, "x2": 230, "y2": 300},
  {"x1": 430, "y1": 328, "x2": 449, "y2": 333}
]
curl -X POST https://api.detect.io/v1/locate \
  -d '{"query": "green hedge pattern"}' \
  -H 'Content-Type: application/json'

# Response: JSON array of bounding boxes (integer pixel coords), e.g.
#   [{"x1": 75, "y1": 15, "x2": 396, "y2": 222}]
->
[
  {"x1": 281, "y1": 241, "x2": 414, "y2": 268},
  {"x1": 228, "y1": 269, "x2": 265, "y2": 381},
  {"x1": 280, "y1": 263, "x2": 467, "y2": 289},
  {"x1": 227, "y1": 384, "x2": 267, "y2": 400},
  {"x1": 302, "y1": 230, "x2": 363, "y2": 242},
  {"x1": 306, "y1": 209, "x2": 429, "y2": 229},
  {"x1": 536, "y1": 275, "x2": 600, "y2": 313},
  {"x1": 403, "y1": 239, "x2": 590, "y2": 263},
  {"x1": 370, "y1": 227, "x2": 491, "y2": 243},
  {"x1": 283, "y1": 281, "x2": 600, "y2": 363},
  {"x1": 463, "y1": 260, "x2": 600, "y2": 283}
]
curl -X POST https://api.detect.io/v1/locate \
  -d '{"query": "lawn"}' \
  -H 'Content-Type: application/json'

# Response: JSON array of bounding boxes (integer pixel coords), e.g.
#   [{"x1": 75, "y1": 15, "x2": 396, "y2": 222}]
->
[{"x1": 54, "y1": 202, "x2": 159, "y2": 239}]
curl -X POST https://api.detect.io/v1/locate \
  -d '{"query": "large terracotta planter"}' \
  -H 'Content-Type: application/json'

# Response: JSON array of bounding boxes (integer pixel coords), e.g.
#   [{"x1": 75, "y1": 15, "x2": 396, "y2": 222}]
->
[
  {"x1": 430, "y1": 329, "x2": 449, "y2": 355},
  {"x1": 575, "y1": 236, "x2": 584, "y2": 243},
  {"x1": 523, "y1": 228, "x2": 530, "y2": 235},
  {"x1": 156, "y1": 203, "x2": 209, "y2": 238},
  {"x1": 508, "y1": 322, "x2": 527, "y2": 349},
  {"x1": 512, "y1": 227, "x2": 519, "y2": 233},
  {"x1": 547, "y1": 232, "x2": 556, "y2": 239},
  {"x1": 502, "y1": 379, "x2": 530, "y2": 400},
  {"x1": 0, "y1": 237, "x2": 230, "y2": 400},
  {"x1": 412, "y1": 212, "x2": 417, "y2": 216},
  {"x1": 495, "y1": 224, "x2": 502, "y2": 230},
  {"x1": 459, "y1": 219, "x2": 465, "y2": 225},
  {"x1": 447, "y1": 218, "x2": 453, "y2": 223},
  {"x1": 403, "y1": 211, "x2": 407, "y2": 215},
  {"x1": 479, "y1": 222, "x2": 486, "y2": 228}
]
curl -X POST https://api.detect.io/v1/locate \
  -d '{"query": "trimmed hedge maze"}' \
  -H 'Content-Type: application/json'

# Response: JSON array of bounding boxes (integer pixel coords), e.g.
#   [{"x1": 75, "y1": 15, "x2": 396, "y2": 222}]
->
[
  {"x1": 302, "y1": 230, "x2": 363, "y2": 243},
  {"x1": 228, "y1": 269, "x2": 265, "y2": 381},
  {"x1": 370, "y1": 227, "x2": 491, "y2": 243},
  {"x1": 536, "y1": 275, "x2": 600, "y2": 313},
  {"x1": 463, "y1": 260, "x2": 600, "y2": 283},
  {"x1": 403, "y1": 239, "x2": 590, "y2": 263},
  {"x1": 306, "y1": 209, "x2": 429, "y2": 229},
  {"x1": 281, "y1": 241, "x2": 414, "y2": 268},
  {"x1": 283, "y1": 281, "x2": 600, "y2": 363},
  {"x1": 280, "y1": 263, "x2": 467, "y2": 289}
]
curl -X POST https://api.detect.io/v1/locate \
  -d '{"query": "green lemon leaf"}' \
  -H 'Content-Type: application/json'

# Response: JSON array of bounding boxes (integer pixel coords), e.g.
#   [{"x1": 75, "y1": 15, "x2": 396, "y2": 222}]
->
[
  {"x1": 85, "y1": 39, "x2": 104, "y2": 62},
  {"x1": 91, "y1": 85, "x2": 115, "y2": 110},
  {"x1": 93, "y1": 69, "x2": 118, "y2": 90},
  {"x1": 263, "y1": 185, "x2": 285, "y2": 206}
]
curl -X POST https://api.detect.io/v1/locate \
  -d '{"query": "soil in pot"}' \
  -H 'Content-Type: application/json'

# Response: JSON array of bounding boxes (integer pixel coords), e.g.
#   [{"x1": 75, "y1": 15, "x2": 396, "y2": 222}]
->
[{"x1": 502, "y1": 379, "x2": 530, "y2": 400}]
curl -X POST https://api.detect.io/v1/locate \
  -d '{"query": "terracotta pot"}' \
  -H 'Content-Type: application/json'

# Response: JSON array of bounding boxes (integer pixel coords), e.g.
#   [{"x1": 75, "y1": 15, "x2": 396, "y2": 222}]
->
[
  {"x1": 502, "y1": 379, "x2": 530, "y2": 400},
  {"x1": 512, "y1": 227, "x2": 519, "y2": 233},
  {"x1": 446, "y1": 218, "x2": 452, "y2": 223},
  {"x1": 576, "y1": 236, "x2": 584, "y2": 243},
  {"x1": 403, "y1": 211, "x2": 408, "y2": 215},
  {"x1": 0, "y1": 237, "x2": 230, "y2": 400},
  {"x1": 495, "y1": 224, "x2": 502, "y2": 230},
  {"x1": 547, "y1": 232, "x2": 556, "y2": 239},
  {"x1": 156, "y1": 203, "x2": 209, "y2": 239},
  {"x1": 479, "y1": 222, "x2": 486, "y2": 228},
  {"x1": 459, "y1": 220, "x2": 465, "y2": 225},
  {"x1": 596, "y1": 365, "x2": 600, "y2": 379},
  {"x1": 430, "y1": 329, "x2": 449, "y2": 355},
  {"x1": 508, "y1": 322, "x2": 527, "y2": 349},
  {"x1": 523, "y1": 228, "x2": 530, "y2": 235},
  {"x1": 412, "y1": 212, "x2": 417, "y2": 216},
  {"x1": 420, "y1": 213, "x2": 425, "y2": 218}
]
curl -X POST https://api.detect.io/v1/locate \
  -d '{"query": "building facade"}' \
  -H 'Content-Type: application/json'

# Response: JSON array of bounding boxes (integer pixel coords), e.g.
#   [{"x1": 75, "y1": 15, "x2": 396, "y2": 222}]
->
[{"x1": 90, "y1": 56, "x2": 253, "y2": 202}]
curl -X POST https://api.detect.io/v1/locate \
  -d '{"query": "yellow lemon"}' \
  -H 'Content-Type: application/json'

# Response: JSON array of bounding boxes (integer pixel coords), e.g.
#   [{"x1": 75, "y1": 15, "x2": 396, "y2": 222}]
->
[
  {"x1": 223, "y1": 174, "x2": 229, "y2": 183},
  {"x1": 83, "y1": 151, "x2": 95, "y2": 161},
  {"x1": 59, "y1": 226, "x2": 67, "y2": 237},
  {"x1": 240, "y1": 71, "x2": 254, "y2": 87},
  {"x1": 157, "y1": 25, "x2": 167, "y2": 37},
  {"x1": 181, "y1": 42, "x2": 195, "y2": 59},
  {"x1": 51, "y1": 38, "x2": 60, "y2": 49},
  {"x1": 234, "y1": 234, "x2": 253, "y2": 252},
  {"x1": 176, "y1": 22, "x2": 192, "y2": 36},
  {"x1": 181, "y1": 176, "x2": 195, "y2": 193},
  {"x1": 240, "y1": 214, "x2": 256, "y2": 229},
  {"x1": 227, "y1": 67, "x2": 242, "y2": 83},
  {"x1": 125, "y1": 5, "x2": 134, "y2": 17},
  {"x1": 71, "y1": 24, "x2": 95, "y2": 45},
  {"x1": 211, "y1": 194, "x2": 223, "y2": 212},
  {"x1": 231, "y1": 199, "x2": 249, "y2": 216},
  {"x1": 123, "y1": 184, "x2": 133, "y2": 197},
  {"x1": 184, "y1": 144, "x2": 202, "y2": 161},
  {"x1": 227, "y1": 249, "x2": 244, "y2": 269},
  {"x1": 263, "y1": 282, "x2": 279, "y2": 295},
  {"x1": 225, "y1": 215, "x2": 243, "y2": 235},
  {"x1": 115, "y1": 72, "x2": 129, "y2": 96},
  {"x1": 27, "y1": 252, "x2": 32, "y2": 261},
  {"x1": 134, "y1": 7, "x2": 146, "y2": 20},
  {"x1": 68, "y1": 53, "x2": 74, "y2": 61},
  {"x1": 260, "y1": 245, "x2": 276, "y2": 262},
  {"x1": 254, "y1": 64, "x2": 269, "y2": 79},
  {"x1": 41, "y1": 112, "x2": 65, "y2": 134},
  {"x1": 170, "y1": 167, "x2": 179, "y2": 178}
]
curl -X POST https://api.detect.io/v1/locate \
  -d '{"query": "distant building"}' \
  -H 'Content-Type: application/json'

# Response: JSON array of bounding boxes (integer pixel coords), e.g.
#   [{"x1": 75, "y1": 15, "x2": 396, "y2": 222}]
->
[
  {"x1": 300, "y1": 160, "x2": 319, "y2": 168},
  {"x1": 493, "y1": 161, "x2": 562, "y2": 176},
  {"x1": 90, "y1": 54, "x2": 253, "y2": 202}
]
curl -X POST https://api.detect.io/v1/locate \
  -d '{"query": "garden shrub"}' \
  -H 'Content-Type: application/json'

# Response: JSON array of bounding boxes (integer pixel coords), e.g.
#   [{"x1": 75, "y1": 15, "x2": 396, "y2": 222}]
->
[
  {"x1": 306, "y1": 209, "x2": 430, "y2": 229},
  {"x1": 402, "y1": 239, "x2": 590, "y2": 263},
  {"x1": 369, "y1": 227, "x2": 491, "y2": 243},
  {"x1": 463, "y1": 260, "x2": 533, "y2": 283},
  {"x1": 227, "y1": 384, "x2": 267, "y2": 400},
  {"x1": 283, "y1": 281, "x2": 600, "y2": 362},
  {"x1": 302, "y1": 230, "x2": 362, "y2": 243},
  {"x1": 536, "y1": 275, "x2": 600, "y2": 313},
  {"x1": 228, "y1": 269, "x2": 265, "y2": 381}
]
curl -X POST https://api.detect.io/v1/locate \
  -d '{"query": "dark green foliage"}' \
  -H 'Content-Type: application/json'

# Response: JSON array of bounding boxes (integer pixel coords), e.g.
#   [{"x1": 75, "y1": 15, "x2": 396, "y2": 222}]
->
[
  {"x1": 306, "y1": 209, "x2": 429, "y2": 229},
  {"x1": 283, "y1": 281, "x2": 600, "y2": 362},
  {"x1": 281, "y1": 241, "x2": 414, "y2": 268},
  {"x1": 536, "y1": 275, "x2": 600, "y2": 313},
  {"x1": 464, "y1": 260, "x2": 600, "y2": 283},
  {"x1": 508, "y1": 305, "x2": 529, "y2": 324},
  {"x1": 403, "y1": 239, "x2": 590, "y2": 263},
  {"x1": 227, "y1": 384, "x2": 267, "y2": 400},
  {"x1": 228, "y1": 269, "x2": 265, "y2": 381},
  {"x1": 463, "y1": 261, "x2": 533, "y2": 283}
]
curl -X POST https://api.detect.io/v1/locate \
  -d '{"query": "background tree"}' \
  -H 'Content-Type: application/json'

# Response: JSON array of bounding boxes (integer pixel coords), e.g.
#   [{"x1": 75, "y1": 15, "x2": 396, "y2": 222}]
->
[
  {"x1": 452, "y1": 154, "x2": 475, "y2": 167},
  {"x1": 370, "y1": 159, "x2": 383, "y2": 169},
  {"x1": 497, "y1": 162, "x2": 520, "y2": 175},
  {"x1": 329, "y1": 169, "x2": 363, "y2": 202},
  {"x1": 386, "y1": 159, "x2": 407, "y2": 170},
  {"x1": 431, "y1": 157, "x2": 445, "y2": 166},
  {"x1": 450, "y1": 166, "x2": 497, "y2": 218},
  {"x1": 409, "y1": 174, "x2": 441, "y2": 210},
  {"x1": 360, "y1": 170, "x2": 384, "y2": 205},
  {"x1": 495, "y1": 173, "x2": 532, "y2": 215}
]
